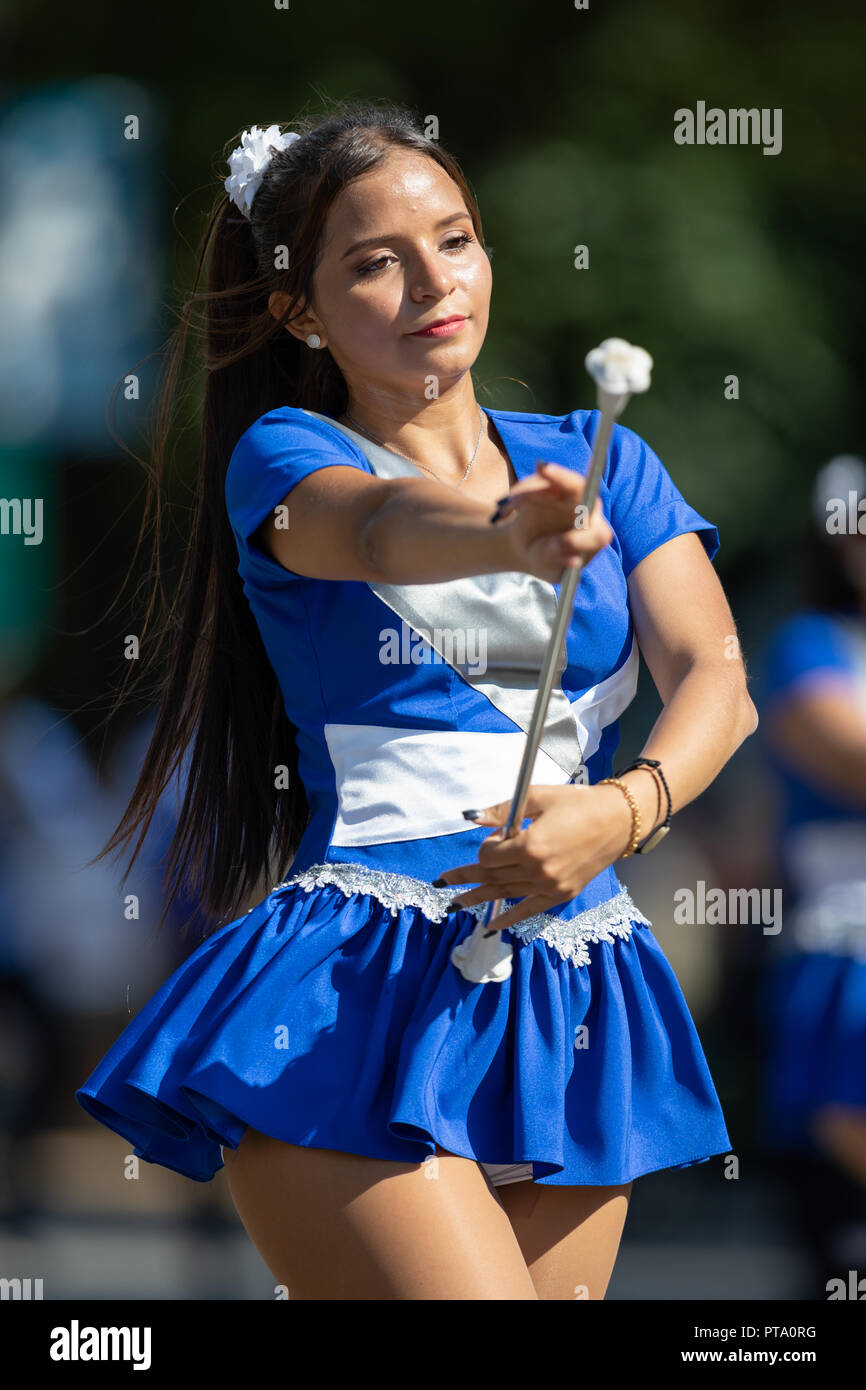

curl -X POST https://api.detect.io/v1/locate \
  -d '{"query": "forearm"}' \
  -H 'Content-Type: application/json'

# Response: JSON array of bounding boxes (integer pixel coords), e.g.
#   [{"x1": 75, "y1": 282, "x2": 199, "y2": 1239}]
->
[
  {"x1": 768, "y1": 690, "x2": 866, "y2": 807},
  {"x1": 614, "y1": 659, "x2": 759, "y2": 843},
  {"x1": 360, "y1": 478, "x2": 516, "y2": 583}
]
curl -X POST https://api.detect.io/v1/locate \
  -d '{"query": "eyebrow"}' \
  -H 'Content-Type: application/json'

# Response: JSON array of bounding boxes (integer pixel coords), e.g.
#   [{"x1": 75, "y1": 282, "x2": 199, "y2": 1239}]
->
[{"x1": 339, "y1": 211, "x2": 473, "y2": 260}]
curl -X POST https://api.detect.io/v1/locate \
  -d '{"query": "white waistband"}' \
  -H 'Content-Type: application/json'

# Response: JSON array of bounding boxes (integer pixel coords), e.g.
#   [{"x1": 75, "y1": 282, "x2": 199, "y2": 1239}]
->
[{"x1": 323, "y1": 725, "x2": 572, "y2": 846}]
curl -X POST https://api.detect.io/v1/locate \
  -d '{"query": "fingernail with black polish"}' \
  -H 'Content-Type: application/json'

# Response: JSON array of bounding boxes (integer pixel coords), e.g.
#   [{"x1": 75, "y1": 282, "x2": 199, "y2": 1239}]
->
[
  {"x1": 446, "y1": 900, "x2": 464, "y2": 912},
  {"x1": 462, "y1": 809, "x2": 483, "y2": 820},
  {"x1": 431, "y1": 877, "x2": 446, "y2": 887}
]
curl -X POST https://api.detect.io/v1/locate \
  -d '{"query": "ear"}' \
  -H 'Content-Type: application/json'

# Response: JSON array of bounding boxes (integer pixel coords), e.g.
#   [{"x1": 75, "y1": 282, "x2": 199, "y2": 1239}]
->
[{"x1": 268, "y1": 290, "x2": 323, "y2": 346}]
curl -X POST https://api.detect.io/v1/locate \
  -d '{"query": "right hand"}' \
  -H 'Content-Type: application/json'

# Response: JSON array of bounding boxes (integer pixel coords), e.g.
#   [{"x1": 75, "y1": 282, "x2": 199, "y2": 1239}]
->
[{"x1": 493, "y1": 461, "x2": 614, "y2": 582}]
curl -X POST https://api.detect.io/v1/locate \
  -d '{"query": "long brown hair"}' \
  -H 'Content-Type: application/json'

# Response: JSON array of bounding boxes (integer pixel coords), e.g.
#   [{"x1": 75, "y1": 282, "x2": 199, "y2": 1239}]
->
[{"x1": 95, "y1": 98, "x2": 489, "y2": 938}]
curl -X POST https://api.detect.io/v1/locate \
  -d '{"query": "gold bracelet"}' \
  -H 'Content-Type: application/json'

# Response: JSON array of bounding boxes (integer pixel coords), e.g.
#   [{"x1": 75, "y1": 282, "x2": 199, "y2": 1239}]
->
[{"x1": 598, "y1": 777, "x2": 641, "y2": 858}]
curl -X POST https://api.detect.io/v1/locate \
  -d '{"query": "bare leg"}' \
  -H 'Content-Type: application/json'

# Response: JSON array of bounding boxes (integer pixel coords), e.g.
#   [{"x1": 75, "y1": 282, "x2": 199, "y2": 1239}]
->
[
  {"x1": 495, "y1": 1177, "x2": 633, "y2": 1300},
  {"x1": 222, "y1": 1130, "x2": 539, "y2": 1300}
]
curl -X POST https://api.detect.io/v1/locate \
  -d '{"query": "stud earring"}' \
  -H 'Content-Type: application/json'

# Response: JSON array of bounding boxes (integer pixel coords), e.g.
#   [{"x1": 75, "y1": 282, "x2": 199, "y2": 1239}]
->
[{"x1": 306, "y1": 333, "x2": 322, "y2": 349}]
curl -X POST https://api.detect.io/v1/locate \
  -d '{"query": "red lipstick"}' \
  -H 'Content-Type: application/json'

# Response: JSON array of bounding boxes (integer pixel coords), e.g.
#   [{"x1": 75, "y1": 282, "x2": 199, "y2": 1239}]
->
[{"x1": 409, "y1": 315, "x2": 468, "y2": 338}]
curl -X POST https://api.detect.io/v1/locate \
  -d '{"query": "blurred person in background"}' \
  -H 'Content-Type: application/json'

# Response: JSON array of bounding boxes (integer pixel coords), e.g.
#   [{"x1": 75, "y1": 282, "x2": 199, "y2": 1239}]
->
[
  {"x1": 0, "y1": 697, "x2": 186, "y2": 1224},
  {"x1": 758, "y1": 454, "x2": 866, "y2": 1292}
]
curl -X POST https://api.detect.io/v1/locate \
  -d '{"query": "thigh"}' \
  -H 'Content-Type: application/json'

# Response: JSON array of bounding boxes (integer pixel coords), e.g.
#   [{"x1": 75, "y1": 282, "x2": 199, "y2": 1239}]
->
[
  {"x1": 496, "y1": 1178, "x2": 633, "y2": 1300},
  {"x1": 222, "y1": 1129, "x2": 539, "y2": 1300}
]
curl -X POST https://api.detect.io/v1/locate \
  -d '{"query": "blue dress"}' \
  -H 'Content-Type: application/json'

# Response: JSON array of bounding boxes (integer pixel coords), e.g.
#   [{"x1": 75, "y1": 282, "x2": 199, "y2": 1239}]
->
[
  {"x1": 75, "y1": 405, "x2": 732, "y2": 1185},
  {"x1": 757, "y1": 608, "x2": 866, "y2": 1152}
]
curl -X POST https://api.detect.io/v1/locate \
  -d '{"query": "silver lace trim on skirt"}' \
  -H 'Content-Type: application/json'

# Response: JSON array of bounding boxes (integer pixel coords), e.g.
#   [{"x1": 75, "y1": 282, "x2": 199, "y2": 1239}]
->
[{"x1": 272, "y1": 861, "x2": 652, "y2": 967}]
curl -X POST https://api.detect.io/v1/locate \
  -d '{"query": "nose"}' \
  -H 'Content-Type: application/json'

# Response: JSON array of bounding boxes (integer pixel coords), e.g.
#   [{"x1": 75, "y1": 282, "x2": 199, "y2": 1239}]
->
[{"x1": 408, "y1": 243, "x2": 456, "y2": 301}]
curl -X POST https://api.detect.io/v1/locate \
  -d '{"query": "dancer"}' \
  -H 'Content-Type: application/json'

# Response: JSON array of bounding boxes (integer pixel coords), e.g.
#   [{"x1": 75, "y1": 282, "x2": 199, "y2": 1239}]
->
[
  {"x1": 759, "y1": 455, "x2": 866, "y2": 1285},
  {"x1": 76, "y1": 101, "x2": 758, "y2": 1300}
]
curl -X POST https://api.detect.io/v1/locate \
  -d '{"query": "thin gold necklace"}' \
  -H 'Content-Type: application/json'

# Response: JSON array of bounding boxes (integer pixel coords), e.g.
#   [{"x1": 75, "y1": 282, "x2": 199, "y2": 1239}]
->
[{"x1": 341, "y1": 407, "x2": 485, "y2": 489}]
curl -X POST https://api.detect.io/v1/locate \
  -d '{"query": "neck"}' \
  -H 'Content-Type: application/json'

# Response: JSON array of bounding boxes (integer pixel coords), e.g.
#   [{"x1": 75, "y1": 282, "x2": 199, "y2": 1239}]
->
[{"x1": 338, "y1": 377, "x2": 487, "y2": 479}]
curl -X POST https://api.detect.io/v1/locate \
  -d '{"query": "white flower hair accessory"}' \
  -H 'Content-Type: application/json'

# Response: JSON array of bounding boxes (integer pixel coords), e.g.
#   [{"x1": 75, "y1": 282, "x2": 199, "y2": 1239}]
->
[{"x1": 224, "y1": 124, "x2": 301, "y2": 219}]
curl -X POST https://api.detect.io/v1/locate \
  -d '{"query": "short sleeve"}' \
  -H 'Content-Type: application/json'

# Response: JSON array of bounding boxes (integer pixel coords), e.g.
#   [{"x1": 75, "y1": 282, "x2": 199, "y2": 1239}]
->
[
  {"x1": 224, "y1": 406, "x2": 372, "y2": 585},
  {"x1": 762, "y1": 612, "x2": 856, "y2": 709},
  {"x1": 597, "y1": 417, "x2": 720, "y2": 577}
]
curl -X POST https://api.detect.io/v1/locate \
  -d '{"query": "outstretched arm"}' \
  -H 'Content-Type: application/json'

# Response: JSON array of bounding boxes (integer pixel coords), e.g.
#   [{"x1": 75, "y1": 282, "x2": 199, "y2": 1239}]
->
[{"x1": 255, "y1": 459, "x2": 613, "y2": 586}]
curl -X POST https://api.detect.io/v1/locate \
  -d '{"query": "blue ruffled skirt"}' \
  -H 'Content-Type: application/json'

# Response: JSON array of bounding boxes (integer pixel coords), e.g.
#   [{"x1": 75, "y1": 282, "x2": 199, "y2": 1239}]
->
[{"x1": 75, "y1": 864, "x2": 732, "y2": 1184}]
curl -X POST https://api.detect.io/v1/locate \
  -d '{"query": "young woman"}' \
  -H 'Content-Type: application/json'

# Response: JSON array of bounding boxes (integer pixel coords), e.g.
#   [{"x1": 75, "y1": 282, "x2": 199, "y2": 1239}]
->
[{"x1": 76, "y1": 100, "x2": 757, "y2": 1301}]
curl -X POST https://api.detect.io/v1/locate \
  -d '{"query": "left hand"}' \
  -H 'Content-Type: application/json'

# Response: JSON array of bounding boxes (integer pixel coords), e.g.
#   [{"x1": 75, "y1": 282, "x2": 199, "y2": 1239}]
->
[{"x1": 435, "y1": 783, "x2": 633, "y2": 931}]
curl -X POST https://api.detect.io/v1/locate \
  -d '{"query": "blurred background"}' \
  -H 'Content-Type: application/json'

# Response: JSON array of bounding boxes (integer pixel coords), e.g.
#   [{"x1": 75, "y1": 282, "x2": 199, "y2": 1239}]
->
[{"x1": 1, "y1": 0, "x2": 865, "y2": 1298}]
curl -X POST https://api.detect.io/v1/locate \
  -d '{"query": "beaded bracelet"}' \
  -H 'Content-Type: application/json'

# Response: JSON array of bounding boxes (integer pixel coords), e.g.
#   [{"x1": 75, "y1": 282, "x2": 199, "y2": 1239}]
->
[
  {"x1": 598, "y1": 777, "x2": 641, "y2": 858},
  {"x1": 614, "y1": 757, "x2": 672, "y2": 854}
]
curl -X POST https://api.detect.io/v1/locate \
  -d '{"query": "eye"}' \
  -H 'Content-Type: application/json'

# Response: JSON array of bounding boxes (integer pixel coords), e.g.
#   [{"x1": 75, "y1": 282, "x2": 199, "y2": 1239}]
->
[
  {"x1": 356, "y1": 253, "x2": 393, "y2": 278},
  {"x1": 443, "y1": 231, "x2": 475, "y2": 254},
  {"x1": 356, "y1": 231, "x2": 475, "y2": 277}
]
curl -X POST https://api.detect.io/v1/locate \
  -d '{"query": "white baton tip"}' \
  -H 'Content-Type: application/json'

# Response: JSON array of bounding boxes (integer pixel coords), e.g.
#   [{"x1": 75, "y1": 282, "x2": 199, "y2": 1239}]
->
[
  {"x1": 585, "y1": 338, "x2": 653, "y2": 395},
  {"x1": 451, "y1": 920, "x2": 514, "y2": 984}
]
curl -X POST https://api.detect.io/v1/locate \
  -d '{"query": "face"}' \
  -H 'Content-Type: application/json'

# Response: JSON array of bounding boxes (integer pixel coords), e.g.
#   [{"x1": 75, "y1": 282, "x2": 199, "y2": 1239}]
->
[{"x1": 272, "y1": 148, "x2": 492, "y2": 407}]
